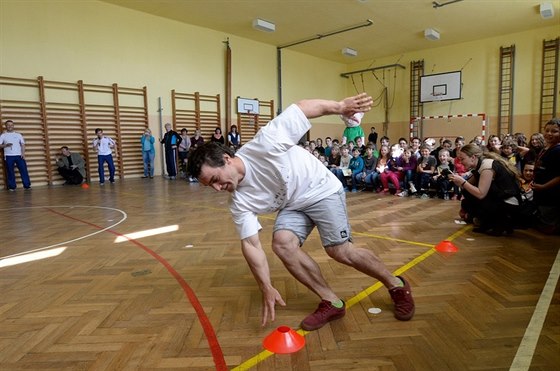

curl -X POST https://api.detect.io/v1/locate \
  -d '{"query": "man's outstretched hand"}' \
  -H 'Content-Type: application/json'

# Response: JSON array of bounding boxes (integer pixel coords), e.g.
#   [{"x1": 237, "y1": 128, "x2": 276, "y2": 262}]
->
[
  {"x1": 261, "y1": 286, "x2": 286, "y2": 327},
  {"x1": 340, "y1": 92, "x2": 373, "y2": 117}
]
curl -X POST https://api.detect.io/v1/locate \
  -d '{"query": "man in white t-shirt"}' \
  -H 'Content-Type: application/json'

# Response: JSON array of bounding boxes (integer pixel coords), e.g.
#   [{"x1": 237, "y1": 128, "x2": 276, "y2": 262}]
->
[
  {"x1": 0, "y1": 120, "x2": 31, "y2": 191},
  {"x1": 92, "y1": 128, "x2": 116, "y2": 185},
  {"x1": 188, "y1": 93, "x2": 415, "y2": 331}
]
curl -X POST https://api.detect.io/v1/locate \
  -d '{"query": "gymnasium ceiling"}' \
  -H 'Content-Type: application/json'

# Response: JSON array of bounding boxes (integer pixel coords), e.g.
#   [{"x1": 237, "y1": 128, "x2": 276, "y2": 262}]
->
[{"x1": 102, "y1": 0, "x2": 559, "y2": 64}]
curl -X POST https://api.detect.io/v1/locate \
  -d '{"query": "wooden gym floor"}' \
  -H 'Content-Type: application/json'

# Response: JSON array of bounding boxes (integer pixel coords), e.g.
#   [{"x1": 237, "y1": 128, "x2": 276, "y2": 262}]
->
[{"x1": 0, "y1": 178, "x2": 558, "y2": 370}]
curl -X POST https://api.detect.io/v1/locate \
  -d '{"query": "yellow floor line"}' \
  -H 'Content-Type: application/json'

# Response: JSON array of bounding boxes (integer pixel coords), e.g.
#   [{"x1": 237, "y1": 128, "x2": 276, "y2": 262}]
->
[{"x1": 232, "y1": 225, "x2": 472, "y2": 370}]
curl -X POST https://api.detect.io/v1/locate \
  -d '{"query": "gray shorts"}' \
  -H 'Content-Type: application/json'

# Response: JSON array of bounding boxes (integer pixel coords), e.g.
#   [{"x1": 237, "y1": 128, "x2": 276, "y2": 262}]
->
[{"x1": 273, "y1": 188, "x2": 352, "y2": 247}]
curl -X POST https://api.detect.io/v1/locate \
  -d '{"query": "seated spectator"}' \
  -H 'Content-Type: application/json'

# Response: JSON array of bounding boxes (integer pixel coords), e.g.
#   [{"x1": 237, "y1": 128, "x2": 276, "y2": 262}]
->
[
  {"x1": 355, "y1": 145, "x2": 378, "y2": 191},
  {"x1": 450, "y1": 136, "x2": 465, "y2": 158},
  {"x1": 327, "y1": 144, "x2": 341, "y2": 171},
  {"x1": 500, "y1": 137, "x2": 522, "y2": 173},
  {"x1": 398, "y1": 137, "x2": 408, "y2": 150},
  {"x1": 522, "y1": 132, "x2": 545, "y2": 166},
  {"x1": 211, "y1": 127, "x2": 225, "y2": 144},
  {"x1": 331, "y1": 145, "x2": 351, "y2": 191},
  {"x1": 318, "y1": 154, "x2": 328, "y2": 166},
  {"x1": 410, "y1": 136, "x2": 421, "y2": 159},
  {"x1": 324, "y1": 136, "x2": 333, "y2": 157},
  {"x1": 355, "y1": 136, "x2": 366, "y2": 155},
  {"x1": 374, "y1": 144, "x2": 391, "y2": 192},
  {"x1": 56, "y1": 146, "x2": 86, "y2": 185},
  {"x1": 315, "y1": 137, "x2": 325, "y2": 155},
  {"x1": 450, "y1": 143, "x2": 523, "y2": 236},
  {"x1": 396, "y1": 148, "x2": 417, "y2": 197},
  {"x1": 227, "y1": 125, "x2": 241, "y2": 149},
  {"x1": 533, "y1": 118, "x2": 560, "y2": 234},
  {"x1": 416, "y1": 144, "x2": 436, "y2": 198},
  {"x1": 433, "y1": 149, "x2": 455, "y2": 200},
  {"x1": 520, "y1": 161, "x2": 534, "y2": 200},
  {"x1": 348, "y1": 147, "x2": 365, "y2": 192},
  {"x1": 381, "y1": 145, "x2": 404, "y2": 194},
  {"x1": 380, "y1": 136, "x2": 390, "y2": 148},
  {"x1": 432, "y1": 139, "x2": 453, "y2": 165},
  {"x1": 486, "y1": 135, "x2": 501, "y2": 154}
]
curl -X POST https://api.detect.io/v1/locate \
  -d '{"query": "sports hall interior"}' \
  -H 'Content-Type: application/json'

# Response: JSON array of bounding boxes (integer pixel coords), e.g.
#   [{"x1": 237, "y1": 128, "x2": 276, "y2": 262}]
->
[{"x1": 0, "y1": 1, "x2": 559, "y2": 370}]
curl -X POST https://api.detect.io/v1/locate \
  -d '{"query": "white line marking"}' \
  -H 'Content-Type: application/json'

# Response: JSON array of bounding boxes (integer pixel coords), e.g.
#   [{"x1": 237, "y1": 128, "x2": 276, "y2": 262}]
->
[
  {"x1": 510, "y1": 247, "x2": 560, "y2": 370},
  {"x1": 0, "y1": 206, "x2": 127, "y2": 260}
]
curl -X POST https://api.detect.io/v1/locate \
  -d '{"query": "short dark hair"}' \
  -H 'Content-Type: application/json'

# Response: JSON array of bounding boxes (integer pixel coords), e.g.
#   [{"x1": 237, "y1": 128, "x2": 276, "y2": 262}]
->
[
  {"x1": 95, "y1": 128, "x2": 103, "y2": 134},
  {"x1": 188, "y1": 142, "x2": 235, "y2": 179},
  {"x1": 60, "y1": 146, "x2": 69, "y2": 151}
]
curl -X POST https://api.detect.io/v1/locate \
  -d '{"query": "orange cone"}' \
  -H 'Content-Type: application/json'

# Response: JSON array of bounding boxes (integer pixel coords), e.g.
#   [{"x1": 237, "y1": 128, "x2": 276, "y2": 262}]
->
[
  {"x1": 263, "y1": 326, "x2": 305, "y2": 354},
  {"x1": 435, "y1": 240, "x2": 458, "y2": 253}
]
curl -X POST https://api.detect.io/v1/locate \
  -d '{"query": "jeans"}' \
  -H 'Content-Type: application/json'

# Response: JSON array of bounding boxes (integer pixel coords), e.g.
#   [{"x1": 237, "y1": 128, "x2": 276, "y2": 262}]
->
[{"x1": 143, "y1": 150, "x2": 155, "y2": 177}]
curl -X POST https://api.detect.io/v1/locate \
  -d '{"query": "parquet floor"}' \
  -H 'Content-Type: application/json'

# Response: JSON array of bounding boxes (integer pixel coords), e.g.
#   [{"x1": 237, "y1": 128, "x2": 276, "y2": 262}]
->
[{"x1": 0, "y1": 178, "x2": 558, "y2": 370}]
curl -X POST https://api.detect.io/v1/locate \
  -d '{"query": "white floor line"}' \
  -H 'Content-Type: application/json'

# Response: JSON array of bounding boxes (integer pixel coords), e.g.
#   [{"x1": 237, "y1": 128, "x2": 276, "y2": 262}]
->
[
  {"x1": 510, "y1": 247, "x2": 560, "y2": 371},
  {"x1": 0, "y1": 205, "x2": 127, "y2": 260}
]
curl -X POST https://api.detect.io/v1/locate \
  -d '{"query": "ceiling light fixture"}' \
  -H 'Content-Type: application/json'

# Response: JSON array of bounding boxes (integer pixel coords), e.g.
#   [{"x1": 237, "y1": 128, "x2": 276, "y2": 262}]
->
[
  {"x1": 342, "y1": 47, "x2": 358, "y2": 57},
  {"x1": 252, "y1": 18, "x2": 275, "y2": 32},
  {"x1": 540, "y1": 2, "x2": 554, "y2": 19},
  {"x1": 424, "y1": 28, "x2": 440, "y2": 41}
]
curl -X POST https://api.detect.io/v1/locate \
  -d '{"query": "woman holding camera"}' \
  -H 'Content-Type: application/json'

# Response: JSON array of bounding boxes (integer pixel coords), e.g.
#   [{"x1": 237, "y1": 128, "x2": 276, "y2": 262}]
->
[{"x1": 450, "y1": 143, "x2": 523, "y2": 236}]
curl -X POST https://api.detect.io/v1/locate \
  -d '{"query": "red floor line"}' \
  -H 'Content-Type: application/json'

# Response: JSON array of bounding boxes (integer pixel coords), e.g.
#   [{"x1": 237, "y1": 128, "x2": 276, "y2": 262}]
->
[{"x1": 44, "y1": 207, "x2": 227, "y2": 371}]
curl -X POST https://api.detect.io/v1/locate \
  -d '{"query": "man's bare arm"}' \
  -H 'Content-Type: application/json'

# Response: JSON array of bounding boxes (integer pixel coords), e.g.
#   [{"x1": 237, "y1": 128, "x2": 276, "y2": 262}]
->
[
  {"x1": 241, "y1": 234, "x2": 286, "y2": 326},
  {"x1": 296, "y1": 92, "x2": 373, "y2": 119}
]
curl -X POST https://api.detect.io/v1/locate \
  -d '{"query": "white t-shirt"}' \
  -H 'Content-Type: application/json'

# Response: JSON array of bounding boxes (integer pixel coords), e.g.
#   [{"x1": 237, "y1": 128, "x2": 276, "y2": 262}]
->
[
  {"x1": 231, "y1": 104, "x2": 341, "y2": 239},
  {"x1": 92, "y1": 136, "x2": 115, "y2": 155},
  {"x1": 0, "y1": 132, "x2": 25, "y2": 157}
]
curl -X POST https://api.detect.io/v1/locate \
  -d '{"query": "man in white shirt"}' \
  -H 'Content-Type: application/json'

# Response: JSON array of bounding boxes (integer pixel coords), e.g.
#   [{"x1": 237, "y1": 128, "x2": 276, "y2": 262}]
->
[
  {"x1": 0, "y1": 120, "x2": 31, "y2": 191},
  {"x1": 188, "y1": 93, "x2": 415, "y2": 331},
  {"x1": 92, "y1": 128, "x2": 116, "y2": 185}
]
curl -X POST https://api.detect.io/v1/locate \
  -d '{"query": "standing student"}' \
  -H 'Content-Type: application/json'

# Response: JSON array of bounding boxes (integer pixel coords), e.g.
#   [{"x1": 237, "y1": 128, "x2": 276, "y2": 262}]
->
[
  {"x1": 0, "y1": 120, "x2": 31, "y2": 191},
  {"x1": 141, "y1": 128, "x2": 156, "y2": 178},
  {"x1": 188, "y1": 93, "x2": 415, "y2": 331},
  {"x1": 92, "y1": 128, "x2": 116, "y2": 185},
  {"x1": 160, "y1": 123, "x2": 182, "y2": 180}
]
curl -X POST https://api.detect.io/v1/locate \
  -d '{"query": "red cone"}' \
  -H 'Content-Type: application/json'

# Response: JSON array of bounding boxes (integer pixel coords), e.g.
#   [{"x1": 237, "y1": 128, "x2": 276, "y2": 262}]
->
[
  {"x1": 263, "y1": 326, "x2": 305, "y2": 354},
  {"x1": 435, "y1": 240, "x2": 458, "y2": 253}
]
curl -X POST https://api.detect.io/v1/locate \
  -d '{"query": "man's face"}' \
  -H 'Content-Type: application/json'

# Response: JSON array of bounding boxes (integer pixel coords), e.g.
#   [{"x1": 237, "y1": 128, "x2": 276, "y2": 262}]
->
[
  {"x1": 61, "y1": 148, "x2": 70, "y2": 156},
  {"x1": 97, "y1": 130, "x2": 103, "y2": 138},
  {"x1": 5, "y1": 121, "x2": 14, "y2": 132},
  {"x1": 165, "y1": 124, "x2": 171, "y2": 132},
  {"x1": 198, "y1": 156, "x2": 240, "y2": 193}
]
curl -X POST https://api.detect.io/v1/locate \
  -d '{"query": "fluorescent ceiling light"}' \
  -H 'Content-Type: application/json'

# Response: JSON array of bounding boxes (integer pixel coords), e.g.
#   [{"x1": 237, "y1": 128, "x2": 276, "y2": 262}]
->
[
  {"x1": 424, "y1": 28, "x2": 440, "y2": 40},
  {"x1": 342, "y1": 47, "x2": 358, "y2": 57},
  {"x1": 252, "y1": 18, "x2": 275, "y2": 32}
]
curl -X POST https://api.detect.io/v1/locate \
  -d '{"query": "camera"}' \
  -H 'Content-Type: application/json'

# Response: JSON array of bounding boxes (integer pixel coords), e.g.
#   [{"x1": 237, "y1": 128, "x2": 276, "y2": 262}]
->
[{"x1": 441, "y1": 168, "x2": 453, "y2": 177}]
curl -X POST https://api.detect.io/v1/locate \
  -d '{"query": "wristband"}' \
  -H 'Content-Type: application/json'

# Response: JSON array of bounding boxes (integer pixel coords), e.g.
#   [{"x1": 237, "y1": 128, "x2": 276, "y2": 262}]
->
[{"x1": 461, "y1": 180, "x2": 467, "y2": 186}]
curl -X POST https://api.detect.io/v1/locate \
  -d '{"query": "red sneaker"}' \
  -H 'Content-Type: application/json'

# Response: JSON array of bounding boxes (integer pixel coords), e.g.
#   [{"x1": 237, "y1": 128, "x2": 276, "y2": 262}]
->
[
  {"x1": 389, "y1": 276, "x2": 415, "y2": 321},
  {"x1": 300, "y1": 300, "x2": 346, "y2": 331}
]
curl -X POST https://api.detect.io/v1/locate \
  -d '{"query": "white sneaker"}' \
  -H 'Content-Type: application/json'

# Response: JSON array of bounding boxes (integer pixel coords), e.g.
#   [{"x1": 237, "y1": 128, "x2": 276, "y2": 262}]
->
[
  {"x1": 397, "y1": 190, "x2": 408, "y2": 197},
  {"x1": 409, "y1": 182, "x2": 417, "y2": 193}
]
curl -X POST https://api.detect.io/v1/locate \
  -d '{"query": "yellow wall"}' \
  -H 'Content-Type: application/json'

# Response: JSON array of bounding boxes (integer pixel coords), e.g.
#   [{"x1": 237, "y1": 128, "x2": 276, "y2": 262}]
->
[
  {"x1": 342, "y1": 25, "x2": 560, "y2": 143},
  {"x1": 1, "y1": 0, "x2": 558, "y2": 155}
]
